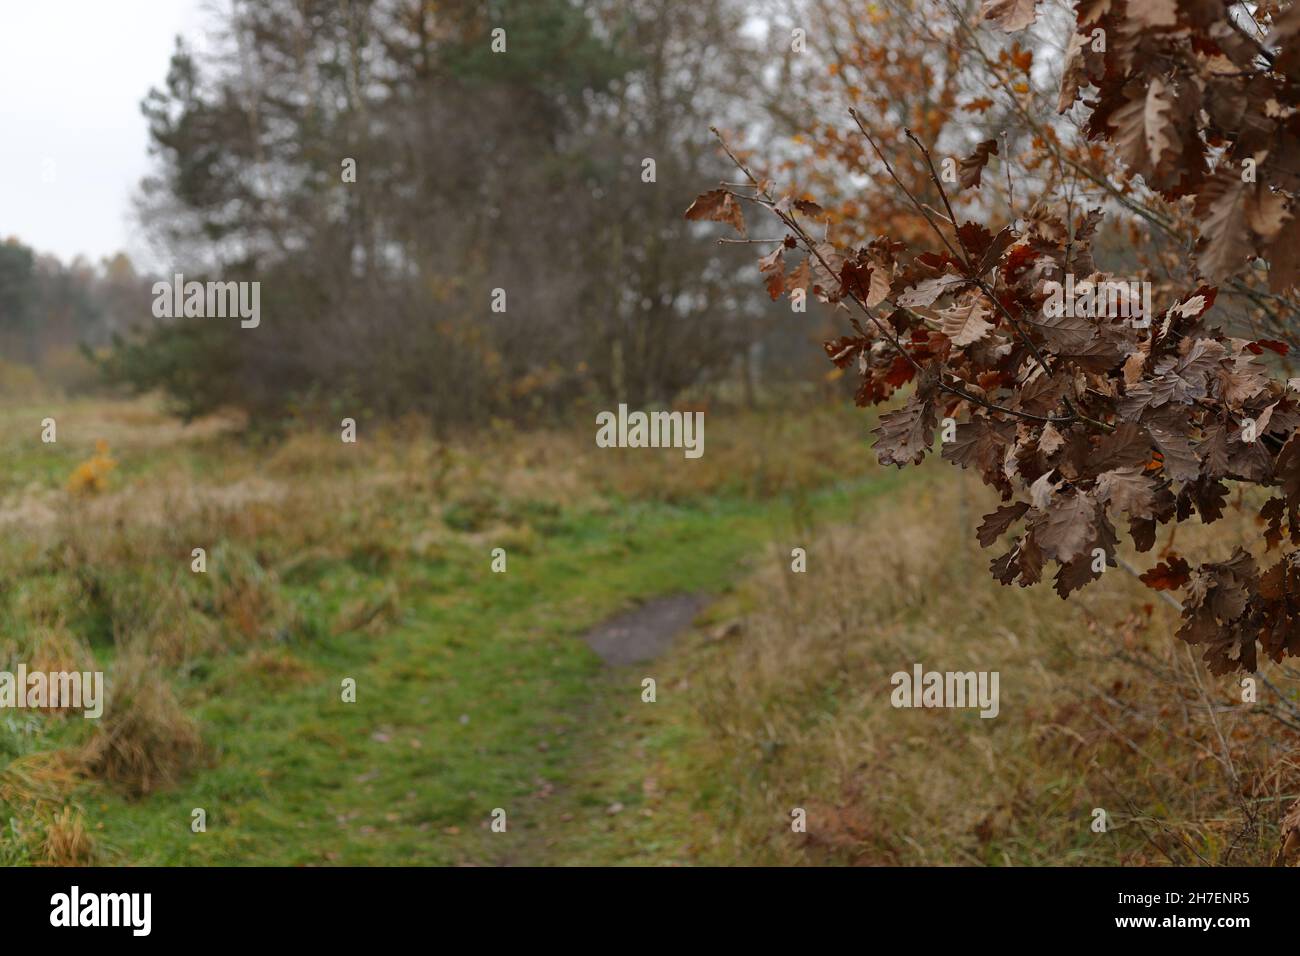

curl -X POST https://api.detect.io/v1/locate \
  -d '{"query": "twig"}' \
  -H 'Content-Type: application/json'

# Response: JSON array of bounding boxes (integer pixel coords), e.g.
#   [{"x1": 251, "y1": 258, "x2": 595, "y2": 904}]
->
[
  {"x1": 848, "y1": 109, "x2": 969, "y2": 266},
  {"x1": 709, "y1": 127, "x2": 1077, "y2": 427},
  {"x1": 892, "y1": 122, "x2": 1114, "y2": 432},
  {"x1": 1114, "y1": 555, "x2": 1300, "y2": 723}
]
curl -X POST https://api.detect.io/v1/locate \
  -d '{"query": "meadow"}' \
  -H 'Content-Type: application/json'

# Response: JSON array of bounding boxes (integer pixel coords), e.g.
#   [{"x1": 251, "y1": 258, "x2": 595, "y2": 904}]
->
[{"x1": 0, "y1": 396, "x2": 1295, "y2": 866}]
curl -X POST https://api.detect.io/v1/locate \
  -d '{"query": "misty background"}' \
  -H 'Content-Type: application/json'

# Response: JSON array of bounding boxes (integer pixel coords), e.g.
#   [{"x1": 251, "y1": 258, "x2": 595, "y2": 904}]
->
[{"x1": 1, "y1": 0, "x2": 843, "y2": 428}]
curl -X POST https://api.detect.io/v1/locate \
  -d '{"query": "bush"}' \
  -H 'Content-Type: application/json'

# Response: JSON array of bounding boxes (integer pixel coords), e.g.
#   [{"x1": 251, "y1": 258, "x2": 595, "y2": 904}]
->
[{"x1": 80, "y1": 652, "x2": 204, "y2": 797}]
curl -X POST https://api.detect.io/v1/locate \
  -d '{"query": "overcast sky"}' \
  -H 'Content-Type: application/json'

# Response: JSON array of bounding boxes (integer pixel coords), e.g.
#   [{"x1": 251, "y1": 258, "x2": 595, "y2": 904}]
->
[{"x1": 0, "y1": 0, "x2": 210, "y2": 266}]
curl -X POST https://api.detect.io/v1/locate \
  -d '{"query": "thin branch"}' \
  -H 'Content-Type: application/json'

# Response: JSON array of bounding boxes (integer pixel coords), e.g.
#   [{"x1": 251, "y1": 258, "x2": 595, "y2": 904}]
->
[
  {"x1": 893, "y1": 123, "x2": 1114, "y2": 432},
  {"x1": 1114, "y1": 555, "x2": 1300, "y2": 723},
  {"x1": 709, "y1": 126, "x2": 1076, "y2": 426},
  {"x1": 848, "y1": 109, "x2": 969, "y2": 266},
  {"x1": 1227, "y1": 13, "x2": 1276, "y2": 66},
  {"x1": 904, "y1": 127, "x2": 970, "y2": 266}
]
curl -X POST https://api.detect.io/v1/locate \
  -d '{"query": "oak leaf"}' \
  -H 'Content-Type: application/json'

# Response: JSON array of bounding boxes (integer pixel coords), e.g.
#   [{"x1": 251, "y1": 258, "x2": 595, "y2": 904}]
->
[{"x1": 980, "y1": 0, "x2": 1039, "y2": 33}]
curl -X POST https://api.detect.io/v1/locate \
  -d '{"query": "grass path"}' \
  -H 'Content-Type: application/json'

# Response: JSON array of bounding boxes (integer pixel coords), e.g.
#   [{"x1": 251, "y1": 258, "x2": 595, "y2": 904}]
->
[{"x1": 86, "y1": 473, "x2": 903, "y2": 865}]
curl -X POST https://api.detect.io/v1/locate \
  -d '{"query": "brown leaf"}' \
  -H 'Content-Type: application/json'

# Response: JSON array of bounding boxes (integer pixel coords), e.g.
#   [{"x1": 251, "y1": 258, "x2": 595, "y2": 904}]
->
[
  {"x1": 897, "y1": 273, "x2": 966, "y2": 308},
  {"x1": 842, "y1": 257, "x2": 891, "y2": 308},
  {"x1": 793, "y1": 198, "x2": 826, "y2": 219},
  {"x1": 1068, "y1": 208, "x2": 1105, "y2": 274},
  {"x1": 937, "y1": 296, "x2": 994, "y2": 347},
  {"x1": 1096, "y1": 466, "x2": 1157, "y2": 518},
  {"x1": 1014, "y1": 372, "x2": 1069, "y2": 416},
  {"x1": 1129, "y1": 0, "x2": 1177, "y2": 30},
  {"x1": 872, "y1": 391, "x2": 937, "y2": 467},
  {"x1": 980, "y1": 0, "x2": 1039, "y2": 33},
  {"x1": 1055, "y1": 549, "x2": 1106, "y2": 598},
  {"x1": 942, "y1": 416, "x2": 1014, "y2": 476},
  {"x1": 1246, "y1": 185, "x2": 1290, "y2": 242},
  {"x1": 684, "y1": 188, "x2": 746, "y2": 236},
  {"x1": 758, "y1": 246, "x2": 784, "y2": 301},
  {"x1": 1194, "y1": 167, "x2": 1252, "y2": 281},
  {"x1": 1030, "y1": 310, "x2": 1096, "y2": 354},
  {"x1": 1031, "y1": 490, "x2": 1097, "y2": 564},
  {"x1": 810, "y1": 242, "x2": 846, "y2": 303},
  {"x1": 684, "y1": 189, "x2": 728, "y2": 221},
  {"x1": 1216, "y1": 348, "x2": 1270, "y2": 409},
  {"x1": 1264, "y1": 213, "x2": 1300, "y2": 292},
  {"x1": 1140, "y1": 555, "x2": 1191, "y2": 590},
  {"x1": 977, "y1": 502, "x2": 1030, "y2": 547},
  {"x1": 1122, "y1": 350, "x2": 1147, "y2": 387},
  {"x1": 1111, "y1": 78, "x2": 1177, "y2": 176},
  {"x1": 1146, "y1": 417, "x2": 1201, "y2": 483},
  {"x1": 788, "y1": 258, "x2": 811, "y2": 293},
  {"x1": 1129, "y1": 516, "x2": 1157, "y2": 553},
  {"x1": 1274, "y1": 796, "x2": 1300, "y2": 866},
  {"x1": 1093, "y1": 422, "x2": 1152, "y2": 472},
  {"x1": 1058, "y1": 29, "x2": 1091, "y2": 114},
  {"x1": 958, "y1": 140, "x2": 999, "y2": 190},
  {"x1": 1038, "y1": 422, "x2": 1066, "y2": 456}
]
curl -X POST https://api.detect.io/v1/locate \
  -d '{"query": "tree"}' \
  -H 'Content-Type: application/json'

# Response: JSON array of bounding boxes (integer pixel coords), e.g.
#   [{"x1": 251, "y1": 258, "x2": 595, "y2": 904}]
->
[
  {"x1": 691, "y1": 0, "x2": 1300, "y2": 673},
  {"x1": 0, "y1": 239, "x2": 37, "y2": 362},
  {"x1": 112, "y1": 0, "x2": 792, "y2": 424}
]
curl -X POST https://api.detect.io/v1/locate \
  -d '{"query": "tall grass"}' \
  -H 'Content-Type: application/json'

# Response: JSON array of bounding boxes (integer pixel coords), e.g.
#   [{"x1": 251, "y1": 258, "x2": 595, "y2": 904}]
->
[
  {"x1": 661, "y1": 473, "x2": 1300, "y2": 865},
  {"x1": 0, "y1": 396, "x2": 871, "y2": 862}
]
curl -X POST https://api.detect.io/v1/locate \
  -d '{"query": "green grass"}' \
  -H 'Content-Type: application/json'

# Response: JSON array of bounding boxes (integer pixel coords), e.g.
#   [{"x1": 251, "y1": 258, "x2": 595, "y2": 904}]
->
[
  {"x1": 76, "y1": 470, "x2": 903, "y2": 865},
  {"x1": 11, "y1": 399, "x2": 1285, "y2": 867}
]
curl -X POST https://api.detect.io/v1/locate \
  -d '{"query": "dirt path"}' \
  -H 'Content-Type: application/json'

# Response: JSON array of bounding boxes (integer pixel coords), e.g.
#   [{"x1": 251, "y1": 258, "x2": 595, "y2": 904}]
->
[
  {"x1": 498, "y1": 592, "x2": 712, "y2": 865},
  {"x1": 582, "y1": 593, "x2": 710, "y2": 665}
]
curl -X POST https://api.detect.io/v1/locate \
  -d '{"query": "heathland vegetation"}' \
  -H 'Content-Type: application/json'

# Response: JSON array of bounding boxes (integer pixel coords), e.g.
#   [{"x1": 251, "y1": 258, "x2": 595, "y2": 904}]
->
[
  {"x1": 2, "y1": 394, "x2": 1295, "y2": 865},
  {"x1": 4, "y1": 0, "x2": 1300, "y2": 866}
]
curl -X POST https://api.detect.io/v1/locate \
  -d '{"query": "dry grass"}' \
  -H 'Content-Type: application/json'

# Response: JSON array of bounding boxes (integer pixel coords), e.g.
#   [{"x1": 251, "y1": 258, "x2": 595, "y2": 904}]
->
[
  {"x1": 0, "y1": 752, "x2": 79, "y2": 809},
  {"x1": 0, "y1": 753, "x2": 95, "y2": 864},
  {"x1": 0, "y1": 398, "x2": 864, "y2": 815},
  {"x1": 7, "y1": 625, "x2": 94, "y2": 689},
  {"x1": 79, "y1": 651, "x2": 205, "y2": 798},
  {"x1": 332, "y1": 582, "x2": 403, "y2": 637},
  {"x1": 12, "y1": 395, "x2": 1291, "y2": 865},
  {"x1": 38, "y1": 806, "x2": 96, "y2": 865},
  {"x1": 670, "y1": 471, "x2": 1300, "y2": 865}
]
